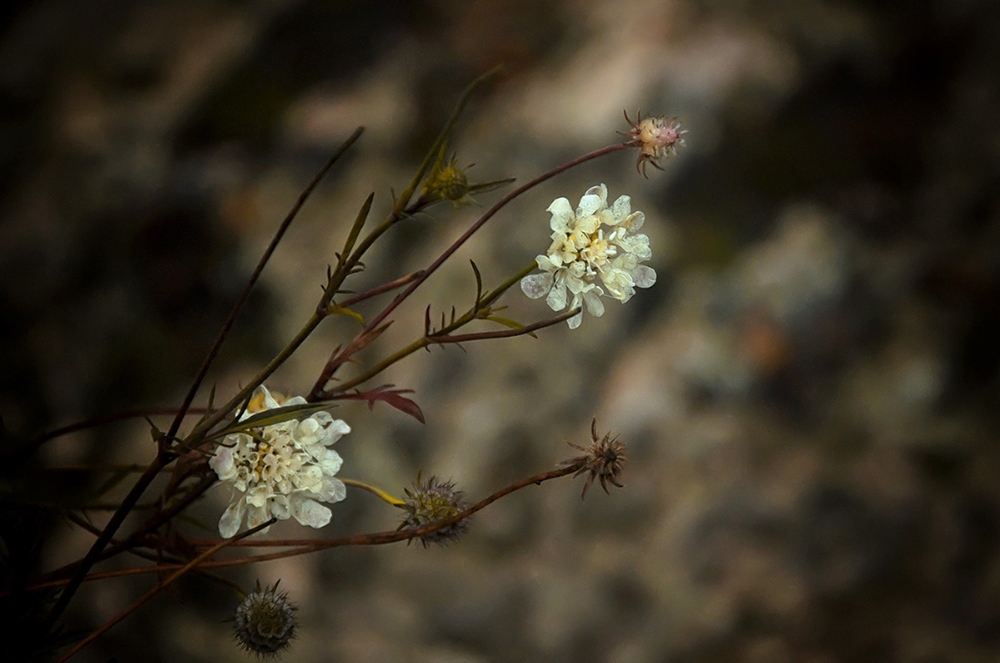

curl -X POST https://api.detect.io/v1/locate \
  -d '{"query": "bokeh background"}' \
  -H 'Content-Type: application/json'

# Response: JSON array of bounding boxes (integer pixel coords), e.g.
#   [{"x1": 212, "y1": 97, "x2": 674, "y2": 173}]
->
[{"x1": 3, "y1": 0, "x2": 1000, "y2": 661}]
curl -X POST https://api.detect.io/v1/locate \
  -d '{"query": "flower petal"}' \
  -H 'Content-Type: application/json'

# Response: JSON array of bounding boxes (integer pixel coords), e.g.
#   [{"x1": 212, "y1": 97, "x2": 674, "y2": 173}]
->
[
  {"x1": 257, "y1": 385, "x2": 281, "y2": 410},
  {"x1": 320, "y1": 418, "x2": 350, "y2": 445},
  {"x1": 318, "y1": 476, "x2": 347, "y2": 503},
  {"x1": 521, "y1": 272, "x2": 554, "y2": 299},
  {"x1": 246, "y1": 503, "x2": 271, "y2": 529},
  {"x1": 317, "y1": 448, "x2": 343, "y2": 476},
  {"x1": 632, "y1": 264, "x2": 657, "y2": 288},
  {"x1": 209, "y1": 446, "x2": 236, "y2": 480},
  {"x1": 567, "y1": 310, "x2": 584, "y2": 329},
  {"x1": 270, "y1": 495, "x2": 291, "y2": 520},
  {"x1": 577, "y1": 191, "x2": 605, "y2": 217},
  {"x1": 547, "y1": 198, "x2": 574, "y2": 232},
  {"x1": 546, "y1": 280, "x2": 568, "y2": 310},
  {"x1": 290, "y1": 496, "x2": 332, "y2": 529},
  {"x1": 219, "y1": 498, "x2": 246, "y2": 538},
  {"x1": 584, "y1": 290, "x2": 605, "y2": 317},
  {"x1": 611, "y1": 195, "x2": 631, "y2": 222},
  {"x1": 624, "y1": 211, "x2": 645, "y2": 233}
]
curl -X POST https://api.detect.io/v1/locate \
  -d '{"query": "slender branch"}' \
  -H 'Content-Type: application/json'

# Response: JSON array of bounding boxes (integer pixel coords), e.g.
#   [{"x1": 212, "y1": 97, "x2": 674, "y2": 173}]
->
[
  {"x1": 15, "y1": 408, "x2": 207, "y2": 459},
  {"x1": 186, "y1": 313, "x2": 325, "y2": 438},
  {"x1": 312, "y1": 67, "x2": 504, "y2": 329},
  {"x1": 337, "y1": 270, "x2": 426, "y2": 308},
  {"x1": 53, "y1": 519, "x2": 276, "y2": 663},
  {"x1": 429, "y1": 308, "x2": 579, "y2": 344},
  {"x1": 479, "y1": 261, "x2": 538, "y2": 309},
  {"x1": 38, "y1": 130, "x2": 364, "y2": 635},
  {"x1": 39, "y1": 455, "x2": 170, "y2": 635},
  {"x1": 191, "y1": 462, "x2": 583, "y2": 552},
  {"x1": 35, "y1": 473, "x2": 216, "y2": 586},
  {"x1": 16, "y1": 462, "x2": 584, "y2": 594},
  {"x1": 165, "y1": 126, "x2": 364, "y2": 444}
]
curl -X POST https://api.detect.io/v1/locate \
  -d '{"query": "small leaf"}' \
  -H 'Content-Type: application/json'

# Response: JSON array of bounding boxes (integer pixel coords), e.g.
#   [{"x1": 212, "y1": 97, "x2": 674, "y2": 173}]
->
[
  {"x1": 469, "y1": 177, "x2": 516, "y2": 195},
  {"x1": 486, "y1": 315, "x2": 538, "y2": 338},
  {"x1": 337, "y1": 385, "x2": 425, "y2": 424},
  {"x1": 327, "y1": 303, "x2": 366, "y2": 325},
  {"x1": 470, "y1": 260, "x2": 483, "y2": 306},
  {"x1": 213, "y1": 401, "x2": 337, "y2": 439}
]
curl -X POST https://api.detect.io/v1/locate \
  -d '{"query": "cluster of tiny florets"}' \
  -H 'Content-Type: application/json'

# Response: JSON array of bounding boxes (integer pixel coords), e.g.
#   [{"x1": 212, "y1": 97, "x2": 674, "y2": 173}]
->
[
  {"x1": 520, "y1": 183, "x2": 656, "y2": 328},
  {"x1": 399, "y1": 475, "x2": 470, "y2": 546},
  {"x1": 209, "y1": 385, "x2": 349, "y2": 538},
  {"x1": 234, "y1": 582, "x2": 298, "y2": 657},
  {"x1": 561, "y1": 419, "x2": 628, "y2": 499},
  {"x1": 623, "y1": 111, "x2": 686, "y2": 177}
]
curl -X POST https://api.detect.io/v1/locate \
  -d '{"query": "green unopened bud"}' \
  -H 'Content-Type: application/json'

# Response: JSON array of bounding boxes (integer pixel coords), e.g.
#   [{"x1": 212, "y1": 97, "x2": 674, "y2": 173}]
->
[{"x1": 423, "y1": 154, "x2": 471, "y2": 205}]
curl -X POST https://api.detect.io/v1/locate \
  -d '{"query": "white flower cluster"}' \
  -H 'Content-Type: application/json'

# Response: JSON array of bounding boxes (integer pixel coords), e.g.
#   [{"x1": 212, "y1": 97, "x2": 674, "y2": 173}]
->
[
  {"x1": 209, "y1": 386, "x2": 348, "y2": 537},
  {"x1": 520, "y1": 184, "x2": 656, "y2": 328}
]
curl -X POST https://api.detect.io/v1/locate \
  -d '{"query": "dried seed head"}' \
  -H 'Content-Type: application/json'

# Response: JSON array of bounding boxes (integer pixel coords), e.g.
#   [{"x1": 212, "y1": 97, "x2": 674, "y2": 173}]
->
[
  {"x1": 234, "y1": 581, "x2": 297, "y2": 657},
  {"x1": 622, "y1": 111, "x2": 686, "y2": 177},
  {"x1": 399, "y1": 475, "x2": 470, "y2": 546},
  {"x1": 561, "y1": 419, "x2": 628, "y2": 499}
]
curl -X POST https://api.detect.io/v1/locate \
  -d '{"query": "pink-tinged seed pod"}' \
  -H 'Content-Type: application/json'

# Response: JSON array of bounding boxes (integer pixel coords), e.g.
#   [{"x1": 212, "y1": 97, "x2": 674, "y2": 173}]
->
[{"x1": 622, "y1": 111, "x2": 686, "y2": 177}]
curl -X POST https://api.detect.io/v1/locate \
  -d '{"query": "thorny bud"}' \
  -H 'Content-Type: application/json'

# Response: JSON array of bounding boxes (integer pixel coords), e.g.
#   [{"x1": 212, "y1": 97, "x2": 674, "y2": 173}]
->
[
  {"x1": 233, "y1": 581, "x2": 298, "y2": 657},
  {"x1": 561, "y1": 419, "x2": 628, "y2": 499},
  {"x1": 399, "y1": 475, "x2": 470, "y2": 546},
  {"x1": 622, "y1": 111, "x2": 686, "y2": 177},
  {"x1": 423, "y1": 152, "x2": 471, "y2": 206}
]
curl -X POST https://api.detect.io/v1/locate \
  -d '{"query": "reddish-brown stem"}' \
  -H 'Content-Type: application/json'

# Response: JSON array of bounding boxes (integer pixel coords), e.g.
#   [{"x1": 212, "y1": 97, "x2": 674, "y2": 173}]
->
[
  {"x1": 308, "y1": 142, "x2": 629, "y2": 399},
  {"x1": 17, "y1": 462, "x2": 583, "y2": 594},
  {"x1": 36, "y1": 473, "x2": 216, "y2": 585},
  {"x1": 428, "y1": 308, "x2": 580, "y2": 344},
  {"x1": 54, "y1": 518, "x2": 276, "y2": 663},
  {"x1": 17, "y1": 407, "x2": 207, "y2": 457},
  {"x1": 337, "y1": 270, "x2": 426, "y2": 308}
]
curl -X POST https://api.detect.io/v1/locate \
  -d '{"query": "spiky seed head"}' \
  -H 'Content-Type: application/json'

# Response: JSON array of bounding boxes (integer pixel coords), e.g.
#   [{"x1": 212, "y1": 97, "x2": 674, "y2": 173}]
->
[
  {"x1": 399, "y1": 475, "x2": 470, "y2": 546},
  {"x1": 621, "y1": 111, "x2": 686, "y2": 177},
  {"x1": 234, "y1": 581, "x2": 298, "y2": 657},
  {"x1": 561, "y1": 419, "x2": 628, "y2": 499}
]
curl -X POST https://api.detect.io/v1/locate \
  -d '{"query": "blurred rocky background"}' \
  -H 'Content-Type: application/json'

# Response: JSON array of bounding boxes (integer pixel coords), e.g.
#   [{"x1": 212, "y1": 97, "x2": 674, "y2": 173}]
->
[{"x1": 3, "y1": 0, "x2": 1000, "y2": 661}]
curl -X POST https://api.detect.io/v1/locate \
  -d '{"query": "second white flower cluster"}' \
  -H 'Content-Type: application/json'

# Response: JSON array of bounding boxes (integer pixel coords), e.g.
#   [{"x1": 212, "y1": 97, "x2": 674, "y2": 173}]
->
[{"x1": 521, "y1": 184, "x2": 655, "y2": 328}]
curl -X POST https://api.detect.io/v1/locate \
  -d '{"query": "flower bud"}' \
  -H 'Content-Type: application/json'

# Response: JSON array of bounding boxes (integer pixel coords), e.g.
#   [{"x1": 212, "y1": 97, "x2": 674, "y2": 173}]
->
[
  {"x1": 399, "y1": 475, "x2": 470, "y2": 546},
  {"x1": 423, "y1": 154, "x2": 471, "y2": 205},
  {"x1": 234, "y1": 581, "x2": 297, "y2": 656}
]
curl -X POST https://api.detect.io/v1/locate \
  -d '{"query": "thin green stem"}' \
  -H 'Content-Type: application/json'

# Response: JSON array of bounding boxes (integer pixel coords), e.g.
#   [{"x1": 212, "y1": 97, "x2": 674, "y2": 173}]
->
[{"x1": 340, "y1": 478, "x2": 406, "y2": 507}]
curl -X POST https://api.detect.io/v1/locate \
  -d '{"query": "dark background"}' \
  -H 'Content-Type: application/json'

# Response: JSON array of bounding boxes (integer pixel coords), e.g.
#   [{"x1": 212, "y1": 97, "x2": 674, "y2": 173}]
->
[{"x1": 3, "y1": 0, "x2": 1000, "y2": 661}]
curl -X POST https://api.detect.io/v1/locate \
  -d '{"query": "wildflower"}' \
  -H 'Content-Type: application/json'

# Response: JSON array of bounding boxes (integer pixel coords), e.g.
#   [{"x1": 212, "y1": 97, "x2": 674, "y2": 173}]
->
[
  {"x1": 234, "y1": 581, "x2": 297, "y2": 656},
  {"x1": 398, "y1": 475, "x2": 469, "y2": 546},
  {"x1": 560, "y1": 419, "x2": 627, "y2": 499},
  {"x1": 209, "y1": 385, "x2": 348, "y2": 538},
  {"x1": 520, "y1": 184, "x2": 656, "y2": 328},
  {"x1": 623, "y1": 112, "x2": 686, "y2": 177}
]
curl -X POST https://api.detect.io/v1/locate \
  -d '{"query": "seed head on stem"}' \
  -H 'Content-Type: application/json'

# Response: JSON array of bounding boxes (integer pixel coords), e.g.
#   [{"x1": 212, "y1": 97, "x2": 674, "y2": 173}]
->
[
  {"x1": 561, "y1": 419, "x2": 628, "y2": 499},
  {"x1": 622, "y1": 111, "x2": 686, "y2": 177}
]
